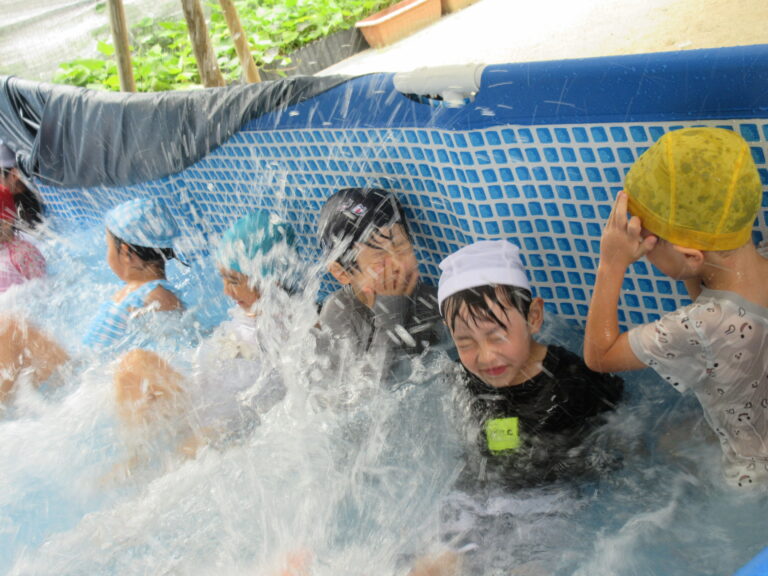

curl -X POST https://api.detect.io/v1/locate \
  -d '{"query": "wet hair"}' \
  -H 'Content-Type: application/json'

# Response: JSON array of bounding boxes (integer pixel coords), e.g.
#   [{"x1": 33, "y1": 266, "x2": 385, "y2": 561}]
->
[
  {"x1": 110, "y1": 231, "x2": 175, "y2": 265},
  {"x1": 13, "y1": 188, "x2": 44, "y2": 229},
  {"x1": 0, "y1": 167, "x2": 44, "y2": 230},
  {"x1": 441, "y1": 284, "x2": 532, "y2": 333}
]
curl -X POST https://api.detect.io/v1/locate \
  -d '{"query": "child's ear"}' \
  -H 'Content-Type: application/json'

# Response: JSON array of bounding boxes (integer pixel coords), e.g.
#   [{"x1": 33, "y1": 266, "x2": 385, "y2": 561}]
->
[
  {"x1": 119, "y1": 245, "x2": 144, "y2": 268},
  {"x1": 527, "y1": 297, "x2": 545, "y2": 335},
  {"x1": 328, "y1": 261, "x2": 352, "y2": 285},
  {"x1": 672, "y1": 245, "x2": 705, "y2": 273},
  {"x1": 118, "y1": 243, "x2": 133, "y2": 262}
]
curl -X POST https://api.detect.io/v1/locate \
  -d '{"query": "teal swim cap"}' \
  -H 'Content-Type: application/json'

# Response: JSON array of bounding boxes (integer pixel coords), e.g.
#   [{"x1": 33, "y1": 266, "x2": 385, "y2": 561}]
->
[{"x1": 216, "y1": 211, "x2": 298, "y2": 282}]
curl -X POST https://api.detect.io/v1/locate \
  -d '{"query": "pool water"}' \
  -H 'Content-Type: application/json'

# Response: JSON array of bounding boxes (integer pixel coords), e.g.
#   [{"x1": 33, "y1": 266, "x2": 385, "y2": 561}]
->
[{"x1": 0, "y1": 223, "x2": 765, "y2": 576}]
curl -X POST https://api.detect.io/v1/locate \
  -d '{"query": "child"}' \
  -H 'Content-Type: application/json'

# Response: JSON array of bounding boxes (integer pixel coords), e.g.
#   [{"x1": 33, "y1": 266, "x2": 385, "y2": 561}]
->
[
  {"x1": 438, "y1": 240, "x2": 623, "y2": 479},
  {"x1": 317, "y1": 187, "x2": 449, "y2": 383},
  {"x1": 0, "y1": 142, "x2": 45, "y2": 229},
  {"x1": 0, "y1": 184, "x2": 45, "y2": 293},
  {"x1": 113, "y1": 210, "x2": 300, "y2": 453},
  {"x1": 583, "y1": 127, "x2": 768, "y2": 488},
  {"x1": 81, "y1": 196, "x2": 182, "y2": 348},
  {"x1": 0, "y1": 197, "x2": 182, "y2": 406},
  {"x1": 0, "y1": 142, "x2": 23, "y2": 196}
]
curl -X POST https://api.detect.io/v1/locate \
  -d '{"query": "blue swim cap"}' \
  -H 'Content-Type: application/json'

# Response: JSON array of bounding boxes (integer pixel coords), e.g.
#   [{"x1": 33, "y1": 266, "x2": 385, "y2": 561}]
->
[
  {"x1": 216, "y1": 210, "x2": 297, "y2": 280},
  {"x1": 105, "y1": 198, "x2": 180, "y2": 249}
]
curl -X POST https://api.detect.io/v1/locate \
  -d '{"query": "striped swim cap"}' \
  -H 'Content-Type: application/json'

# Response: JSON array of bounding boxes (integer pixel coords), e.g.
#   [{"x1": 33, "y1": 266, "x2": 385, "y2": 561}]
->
[{"x1": 105, "y1": 197, "x2": 179, "y2": 249}]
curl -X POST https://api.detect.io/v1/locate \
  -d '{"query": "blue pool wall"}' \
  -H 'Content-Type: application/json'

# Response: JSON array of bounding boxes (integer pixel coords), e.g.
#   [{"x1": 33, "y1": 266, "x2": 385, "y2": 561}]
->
[{"x1": 35, "y1": 45, "x2": 768, "y2": 329}]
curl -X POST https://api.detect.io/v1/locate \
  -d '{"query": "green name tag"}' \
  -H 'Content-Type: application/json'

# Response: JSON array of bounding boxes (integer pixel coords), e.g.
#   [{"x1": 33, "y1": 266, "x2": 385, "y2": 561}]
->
[{"x1": 485, "y1": 417, "x2": 521, "y2": 454}]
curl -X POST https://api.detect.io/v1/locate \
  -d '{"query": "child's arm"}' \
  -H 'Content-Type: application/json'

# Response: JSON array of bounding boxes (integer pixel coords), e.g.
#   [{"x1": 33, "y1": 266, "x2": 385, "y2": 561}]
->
[{"x1": 584, "y1": 192, "x2": 655, "y2": 373}]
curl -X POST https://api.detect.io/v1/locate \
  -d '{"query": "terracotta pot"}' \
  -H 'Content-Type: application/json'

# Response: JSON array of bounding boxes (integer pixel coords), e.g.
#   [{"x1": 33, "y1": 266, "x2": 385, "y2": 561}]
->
[
  {"x1": 355, "y1": 0, "x2": 442, "y2": 49},
  {"x1": 441, "y1": 0, "x2": 480, "y2": 13}
]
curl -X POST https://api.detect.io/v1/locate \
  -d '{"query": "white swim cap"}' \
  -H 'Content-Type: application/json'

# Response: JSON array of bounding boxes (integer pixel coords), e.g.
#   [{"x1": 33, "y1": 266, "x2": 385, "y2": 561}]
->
[{"x1": 437, "y1": 240, "x2": 530, "y2": 309}]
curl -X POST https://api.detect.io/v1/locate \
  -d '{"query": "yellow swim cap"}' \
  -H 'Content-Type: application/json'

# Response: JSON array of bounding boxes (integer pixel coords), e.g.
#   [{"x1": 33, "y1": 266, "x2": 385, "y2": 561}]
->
[{"x1": 625, "y1": 127, "x2": 762, "y2": 251}]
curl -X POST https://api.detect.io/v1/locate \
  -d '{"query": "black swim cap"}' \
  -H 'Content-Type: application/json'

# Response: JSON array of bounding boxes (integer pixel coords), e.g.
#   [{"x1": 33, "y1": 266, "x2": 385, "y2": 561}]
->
[{"x1": 318, "y1": 188, "x2": 409, "y2": 266}]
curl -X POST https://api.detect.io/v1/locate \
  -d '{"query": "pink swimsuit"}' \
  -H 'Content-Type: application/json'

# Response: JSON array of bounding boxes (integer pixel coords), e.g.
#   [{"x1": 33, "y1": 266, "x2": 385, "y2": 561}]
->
[{"x1": 0, "y1": 238, "x2": 45, "y2": 293}]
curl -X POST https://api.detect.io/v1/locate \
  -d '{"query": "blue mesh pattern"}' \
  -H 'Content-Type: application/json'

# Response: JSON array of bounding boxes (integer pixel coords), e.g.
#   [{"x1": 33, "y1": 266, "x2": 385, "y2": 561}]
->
[{"x1": 35, "y1": 118, "x2": 768, "y2": 329}]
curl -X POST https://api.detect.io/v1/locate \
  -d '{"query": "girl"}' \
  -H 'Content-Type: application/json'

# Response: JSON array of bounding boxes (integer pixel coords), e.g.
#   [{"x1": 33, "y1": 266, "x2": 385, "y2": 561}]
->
[
  {"x1": 82, "y1": 197, "x2": 182, "y2": 349},
  {"x1": 0, "y1": 197, "x2": 183, "y2": 406},
  {"x1": 0, "y1": 184, "x2": 45, "y2": 293}
]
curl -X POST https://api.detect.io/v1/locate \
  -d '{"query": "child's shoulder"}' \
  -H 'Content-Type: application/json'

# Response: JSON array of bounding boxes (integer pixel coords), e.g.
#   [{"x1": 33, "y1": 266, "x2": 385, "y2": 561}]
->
[
  {"x1": 545, "y1": 345, "x2": 594, "y2": 379},
  {"x1": 694, "y1": 288, "x2": 767, "y2": 321},
  {"x1": 544, "y1": 344, "x2": 625, "y2": 406},
  {"x1": 144, "y1": 282, "x2": 182, "y2": 311},
  {"x1": 632, "y1": 289, "x2": 767, "y2": 356},
  {"x1": 545, "y1": 343, "x2": 623, "y2": 383}
]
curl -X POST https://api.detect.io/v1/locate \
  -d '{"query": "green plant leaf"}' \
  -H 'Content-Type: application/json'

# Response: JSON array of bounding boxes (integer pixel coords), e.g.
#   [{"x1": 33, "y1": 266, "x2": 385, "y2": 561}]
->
[
  {"x1": 96, "y1": 41, "x2": 115, "y2": 57},
  {"x1": 77, "y1": 59, "x2": 108, "y2": 72},
  {"x1": 55, "y1": 0, "x2": 402, "y2": 91}
]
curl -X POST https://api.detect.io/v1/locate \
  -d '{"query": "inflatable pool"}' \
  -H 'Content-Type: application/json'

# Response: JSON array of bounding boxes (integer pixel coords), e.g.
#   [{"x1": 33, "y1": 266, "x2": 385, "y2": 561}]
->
[
  {"x1": 2, "y1": 44, "x2": 767, "y2": 325},
  {"x1": 0, "y1": 44, "x2": 767, "y2": 575},
  {"x1": 735, "y1": 547, "x2": 768, "y2": 576}
]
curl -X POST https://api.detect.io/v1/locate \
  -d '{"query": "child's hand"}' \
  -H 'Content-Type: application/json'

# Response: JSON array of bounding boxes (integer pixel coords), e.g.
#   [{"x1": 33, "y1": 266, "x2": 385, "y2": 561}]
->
[
  {"x1": 600, "y1": 191, "x2": 658, "y2": 270},
  {"x1": 364, "y1": 253, "x2": 419, "y2": 298},
  {"x1": 380, "y1": 256, "x2": 419, "y2": 296}
]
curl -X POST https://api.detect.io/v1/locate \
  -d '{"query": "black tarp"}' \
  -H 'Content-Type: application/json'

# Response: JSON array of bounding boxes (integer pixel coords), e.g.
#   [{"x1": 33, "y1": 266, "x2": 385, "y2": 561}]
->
[{"x1": 0, "y1": 75, "x2": 347, "y2": 189}]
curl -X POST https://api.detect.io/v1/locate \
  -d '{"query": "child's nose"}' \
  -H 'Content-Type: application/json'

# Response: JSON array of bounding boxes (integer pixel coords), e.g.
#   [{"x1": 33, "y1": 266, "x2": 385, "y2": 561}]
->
[{"x1": 477, "y1": 342, "x2": 497, "y2": 365}]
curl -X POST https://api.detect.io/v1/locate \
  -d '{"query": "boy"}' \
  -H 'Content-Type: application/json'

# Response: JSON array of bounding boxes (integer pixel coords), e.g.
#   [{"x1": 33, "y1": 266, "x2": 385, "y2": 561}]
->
[
  {"x1": 317, "y1": 187, "x2": 449, "y2": 383},
  {"x1": 438, "y1": 239, "x2": 623, "y2": 480},
  {"x1": 584, "y1": 127, "x2": 768, "y2": 488}
]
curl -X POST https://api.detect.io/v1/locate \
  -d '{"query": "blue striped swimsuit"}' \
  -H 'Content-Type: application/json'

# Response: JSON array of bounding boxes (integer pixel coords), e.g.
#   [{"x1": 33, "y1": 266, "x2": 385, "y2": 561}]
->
[{"x1": 82, "y1": 279, "x2": 174, "y2": 350}]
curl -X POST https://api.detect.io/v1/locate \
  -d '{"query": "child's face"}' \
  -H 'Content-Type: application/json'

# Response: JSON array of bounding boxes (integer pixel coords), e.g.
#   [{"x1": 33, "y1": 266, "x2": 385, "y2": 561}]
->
[
  {"x1": 106, "y1": 231, "x2": 122, "y2": 276},
  {"x1": 220, "y1": 268, "x2": 261, "y2": 312},
  {"x1": 450, "y1": 296, "x2": 544, "y2": 388},
  {"x1": 332, "y1": 224, "x2": 419, "y2": 305},
  {"x1": 0, "y1": 169, "x2": 13, "y2": 192},
  {"x1": 106, "y1": 231, "x2": 140, "y2": 280}
]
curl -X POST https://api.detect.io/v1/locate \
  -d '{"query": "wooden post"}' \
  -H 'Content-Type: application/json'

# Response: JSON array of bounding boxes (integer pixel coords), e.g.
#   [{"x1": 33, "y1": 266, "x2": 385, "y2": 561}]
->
[
  {"x1": 218, "y1": 0, "x2": 261, "y2": 83},
  {"x1": 106, "y1": 0, "x2": 136, "y2": 92},
  {"x1": 180, "y1": 0, "x2": 226, "y2": 88}
]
